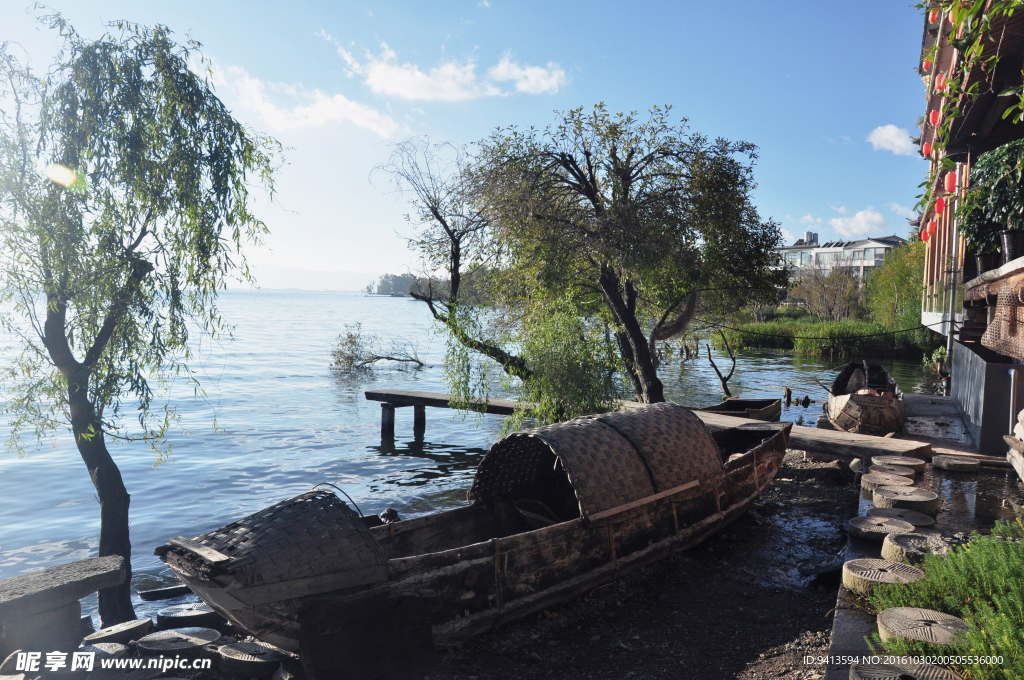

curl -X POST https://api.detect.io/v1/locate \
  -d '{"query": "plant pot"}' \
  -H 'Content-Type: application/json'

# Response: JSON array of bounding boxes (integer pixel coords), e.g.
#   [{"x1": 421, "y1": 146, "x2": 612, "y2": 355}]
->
[
  {"x1": 961, "y1": 251, "x2": 978, "y2": 281},
  {"x1": 976, "y1": 253, "x2": 1001, "y2": 275},
  {"x1": 1000, "y1": 230, "x2": 1024, "y2": 265}
]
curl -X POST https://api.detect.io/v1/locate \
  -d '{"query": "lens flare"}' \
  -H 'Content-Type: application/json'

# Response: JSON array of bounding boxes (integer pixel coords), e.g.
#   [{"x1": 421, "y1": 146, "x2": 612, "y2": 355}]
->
[{"x1": 45, "y1": 164, "x2": 77, "y2": 188}]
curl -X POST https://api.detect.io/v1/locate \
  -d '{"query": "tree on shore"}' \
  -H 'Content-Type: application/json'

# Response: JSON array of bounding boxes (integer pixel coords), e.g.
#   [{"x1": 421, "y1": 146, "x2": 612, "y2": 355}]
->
[
  {"x1": 789, "y1": 265, "x2": 859, "y2": 322},
  {"x1": 0, "y1": 17, "x2": 278, "y2": 624}
]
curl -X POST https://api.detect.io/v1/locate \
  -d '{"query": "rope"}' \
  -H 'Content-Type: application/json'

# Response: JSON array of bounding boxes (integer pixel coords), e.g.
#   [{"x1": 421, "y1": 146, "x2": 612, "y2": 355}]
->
[{"x1": 313, "y1": 482, "x2": 366, "y2": 519}]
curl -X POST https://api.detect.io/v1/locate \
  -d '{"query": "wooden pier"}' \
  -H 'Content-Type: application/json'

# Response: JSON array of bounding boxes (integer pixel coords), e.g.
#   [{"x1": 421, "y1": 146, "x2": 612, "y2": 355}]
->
[{"x1": 364, "y1": 389, "x2": 932, "y2": 460}]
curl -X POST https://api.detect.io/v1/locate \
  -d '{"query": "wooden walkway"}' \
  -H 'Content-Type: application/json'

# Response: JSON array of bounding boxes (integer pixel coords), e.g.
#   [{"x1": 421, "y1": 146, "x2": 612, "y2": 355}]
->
[{"x1": 364, "y1": 389, "x2": 932, "y2": 460}]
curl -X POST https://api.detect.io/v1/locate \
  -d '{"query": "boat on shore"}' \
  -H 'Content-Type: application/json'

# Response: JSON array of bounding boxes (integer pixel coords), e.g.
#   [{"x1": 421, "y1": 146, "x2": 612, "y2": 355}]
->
[
  {"x1": 155, "y1": 404, "x2": 790, "y2": 651},
  {"x1": 824, "y1": 361, "x2": 904, "y2": 436},
  {"x1": 696, "y1": 397, "x2": 782, "y2": 422}
]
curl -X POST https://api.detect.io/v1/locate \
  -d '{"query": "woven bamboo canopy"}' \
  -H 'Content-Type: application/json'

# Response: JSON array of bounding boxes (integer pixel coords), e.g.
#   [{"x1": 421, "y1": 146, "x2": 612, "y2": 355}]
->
[{"x1": 469, "y1": 403, "x2": 723, "y2": 518}]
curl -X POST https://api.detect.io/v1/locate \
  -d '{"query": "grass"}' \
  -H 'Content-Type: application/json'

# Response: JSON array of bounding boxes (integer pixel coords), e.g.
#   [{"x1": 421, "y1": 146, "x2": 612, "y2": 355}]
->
[
  {"x1": 712, "y1": 319, "x2": 942, "y2": 358},
  {"x1": 868, "y1": 518, "x2": 1024, "y2": 679}
]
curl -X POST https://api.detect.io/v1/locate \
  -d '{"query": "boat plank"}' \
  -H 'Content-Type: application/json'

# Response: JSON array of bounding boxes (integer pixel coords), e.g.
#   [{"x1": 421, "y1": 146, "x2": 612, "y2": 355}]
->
[{"x1": 169, "y1": 536, "x2": 232, "y2": 564}]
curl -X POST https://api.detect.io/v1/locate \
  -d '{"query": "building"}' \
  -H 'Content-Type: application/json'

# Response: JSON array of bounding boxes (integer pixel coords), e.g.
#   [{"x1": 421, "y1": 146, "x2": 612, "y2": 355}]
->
[
  {"x1": 777, "y1": 231, "x2": 906, "y2": 280},
  {"x1": 916, "y1": 5, "x2": 1024, "y2": 458}
]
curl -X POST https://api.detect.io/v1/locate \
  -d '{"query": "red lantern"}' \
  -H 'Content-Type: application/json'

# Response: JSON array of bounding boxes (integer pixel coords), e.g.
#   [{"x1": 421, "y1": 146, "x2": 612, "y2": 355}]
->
[
  {"x1": 935, "y1": 197, "x2": 946, "y2": 215},
  {"x1": 923, "y1": 142, "x2": 932, "y2": 156},
  {"x1": 929, "y1": 110, "x2": 940, "y2": 125},
  {"x1": 928, "y1": 220, "x2": 937, "y2": 234},
  {"x1": 929, "y1": 8, "x2": 939, "y2": 22},
  {"x1": 922, "y1": 230, "x2": 930, "y2": 242},
  {"x1": 944, "y1": 172, "x2": 957, "y2": 193},
  {"x1": 935, "y1": 73, "x2": 945, "y2": 90},
  {"x1": 923, "y1": 58, "x2": 932, "y2": 71}
]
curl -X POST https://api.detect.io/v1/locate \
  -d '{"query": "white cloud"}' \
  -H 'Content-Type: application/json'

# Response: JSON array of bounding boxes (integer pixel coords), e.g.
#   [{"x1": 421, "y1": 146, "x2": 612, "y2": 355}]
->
[
  {"x1": 335, "y1": 43, "x2": 565, "y2": 101},
  {"x1": 479, "y1": 0, "x2": 490, "y2": 6},
  {"x1": 829, "y1": 204, "x2": 848, "y2": 215},
  {"x1": 867, "y1": 124, "x2": 916, "y2": 156},
  {"x1": 886, "y1": 202, "x2": 916, "y2": 219},
  {"x1": 219, "y1": 65, "x2": 400, "y2": 138},
  {"x1": 780, "y1": 227, "x2": 794, "y2": 243},
  {"x1": 830, "y1": 207, "x2": 888, "y2": 238},
  {"x1": 488, "y1": 55, "x2": 566, "y2": 94},
  {"x1": 799, "y1": 213, "x2": 822, "y2": 225}
]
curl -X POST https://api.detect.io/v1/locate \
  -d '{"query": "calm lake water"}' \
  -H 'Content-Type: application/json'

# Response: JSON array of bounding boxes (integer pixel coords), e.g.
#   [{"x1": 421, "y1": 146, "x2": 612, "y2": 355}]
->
[{"x1": 0, "y1": 290, "x2": 937, "y2": 618}]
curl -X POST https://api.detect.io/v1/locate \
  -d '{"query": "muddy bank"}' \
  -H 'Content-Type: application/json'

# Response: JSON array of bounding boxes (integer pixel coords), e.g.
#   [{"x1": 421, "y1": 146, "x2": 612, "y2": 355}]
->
[{"x1": 429, "y1": 452, "x2": 859, "y2": 680}]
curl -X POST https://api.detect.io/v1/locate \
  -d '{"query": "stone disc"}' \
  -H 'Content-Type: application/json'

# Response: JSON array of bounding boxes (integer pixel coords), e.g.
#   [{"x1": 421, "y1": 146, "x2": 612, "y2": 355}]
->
[
  {"x1": 873, "y1": 486, "x2": 940, "y2": 515},
  {"x1": 80, "y1": 642, "x2": 128, "y2": 660},
  {"x1": 881, "y1": 531, "x2": 950, "y2": 564},
  {"x1": 86, "y1": 669, "x2": 162, "y2": 680},
  {"x1": 841, "y1": 559, "x2": 923, "y2": 596},
  {"x1": 861, "y1": 472, "x2": 914, "y2": 491},
  {"x1": 872, "y1": 455, "x2": 927, "y2": 471},
  {"x1": 137, "y1": 627, "x2": 220, "y2": 656},
  {"x1": 83, "y1": 618, "x2": 153, "y2": 644},
  {"x1": 847, "y1": 516, "x2": 916, "y2": 542},
  {"x1": 157, "y1": 602, "x2": 222, "y2": 629},
  {"x1": 877, "y1": 607, "x2": 968, "y2": 645},
  {"x1": 867, "y1": 464, "x2": 916, "y2": 479},
  {"x1": 219, "y1": 641, "x2": 290, "y2": 679},
  {"x1": 932, "y1": 455, "x2": 980, "y2": 472},
  {"x1": 866, "y1": 507, "x2": 935, "y2": 528},
  {"x1": 849, "y1": 663, "x2": 963, "y2": 680},
  {"x1": 138, "y1": 584, "x2": 191, "y2": 601}
]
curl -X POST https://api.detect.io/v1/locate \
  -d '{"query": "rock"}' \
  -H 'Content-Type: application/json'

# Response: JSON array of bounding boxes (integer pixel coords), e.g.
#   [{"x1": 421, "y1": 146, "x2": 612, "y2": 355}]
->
[
  {"x1": 866, "y1": 507, "x2": 935, "y2": 528},
  {"x1": 83, "y1": 618, "x2": 153, "y2": 645},
  {"x1": 79, "y1": 642, "x2": 128, "y2": 661},
  {"x1": 932, "y1": 455, "x2": 980, "y2": 472},
  {"x1": 841, "y1": 559, "x2": 923, "y2": 597},
  {"x1": 860, "y1": 472, "x2": 913, "y2": 491},
  {"x1": 867, "y1": 464, "x2": 915, "y2": 479},
  {"x1": 849, "y1": 458, "x2": 863, "y2": 474},
  {"x1": 590, "y1": 635, "x2": 601, "y2": 642},
  {"x1": 137, "y1": 584, "x2": 191, "y2": 601},
  {"x1": 846, "y1": 516, "x2": 916, "y2": 542},
  {"x1": 873, "y1": 487, "x2": 940, "y2": 515},
  {"x1": 877, "y1": 607, "x2": 968, "y2": 645},
  {"x1": 527, "y1": 652, "x2": 543, "y2": 663},
  {"x1": 881, "y1": 531, "x2": 950, "y2": 564}
]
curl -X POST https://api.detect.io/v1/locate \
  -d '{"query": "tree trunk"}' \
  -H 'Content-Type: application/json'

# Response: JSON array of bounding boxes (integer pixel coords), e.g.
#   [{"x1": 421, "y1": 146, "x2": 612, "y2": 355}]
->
[
  {"x1": 68, "y1": 370, "x2": 136, "y2": 626},
  {"x1": 598, "y1": 267, "x2": 665, "y2": 403}
]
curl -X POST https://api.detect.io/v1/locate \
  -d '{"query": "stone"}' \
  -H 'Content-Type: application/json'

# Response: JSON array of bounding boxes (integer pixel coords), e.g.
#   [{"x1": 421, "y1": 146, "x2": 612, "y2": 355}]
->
[
  {"x1": 860, "y1": 472, "x2": 914, "y2": 491},
  {"x1": 873, "y1": 486, "x2": 940, "y2": 515},
  {"x1": 881, "y1": 531, "x2": 950, "y2": 564},
  {"x1": 846, "y1": 516, "x2": 915, "y2": 542},
  {"x1": 0, "y1": 599, "x2": 82, "y2": 661},
  {"x1": 136, "y1": 627, "x2": 219, "y2": 657},
  {"x1": 841, "y1": 559, "x2": 923, "y2": 597},
  {"x1": 0, "y1": 557, "x2": 125, "y2": 620},
  {"x1": 83, "y1": 618, "x2": 153, "y2": 645},
  {"x1": 867, "y1": 464, "x2": 915, "y2": 479},
  {"x1": 218, "y1": 640, "x2": 289, "y2": 680},
  {"x1": 156, "y1": 603, "x2": 221, "y2": 630},
  {"x1": 866, "y1": 507, "x2": 935, "y2": 528},
  {"x1": 877, "y1": 607, "x2": 968, "y2": 645},
  {"x1": 871, "y1": 455, "x2": 926, "y2": 472}
]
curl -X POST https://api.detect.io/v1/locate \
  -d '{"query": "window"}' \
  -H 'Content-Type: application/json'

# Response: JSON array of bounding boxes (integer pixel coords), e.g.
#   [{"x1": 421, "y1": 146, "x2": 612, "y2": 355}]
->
[
  {"x1": 801, "y1": 252, "x2": 812, "y2": 265},
  {"x1": 852, "y1": 250, "x2": 863, "y2": 260},
  {"x1": 785, "y1": 252, "x2": 799, "y2": 264}
]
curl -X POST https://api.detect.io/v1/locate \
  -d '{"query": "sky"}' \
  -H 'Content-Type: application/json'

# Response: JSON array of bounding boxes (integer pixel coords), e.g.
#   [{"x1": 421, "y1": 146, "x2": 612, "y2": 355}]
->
[{"x1": 1, "y1": 0, "x2": 929, "y2": 290}]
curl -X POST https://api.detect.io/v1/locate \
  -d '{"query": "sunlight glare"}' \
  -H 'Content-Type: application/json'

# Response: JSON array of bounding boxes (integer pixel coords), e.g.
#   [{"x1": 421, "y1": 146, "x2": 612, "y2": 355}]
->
[{"x1": 45, "y1": 164, "x2": 77, "y2": 188}]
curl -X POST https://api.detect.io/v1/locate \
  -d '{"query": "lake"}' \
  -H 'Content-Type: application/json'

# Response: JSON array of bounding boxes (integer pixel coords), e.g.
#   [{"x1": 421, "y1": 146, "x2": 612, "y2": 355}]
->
[{"x1": 0, "y1": 290, "x2": 937, "y2": 617}]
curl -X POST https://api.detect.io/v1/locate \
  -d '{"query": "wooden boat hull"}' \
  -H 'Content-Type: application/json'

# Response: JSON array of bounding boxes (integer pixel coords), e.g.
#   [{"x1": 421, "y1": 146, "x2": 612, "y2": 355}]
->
[
  {"x1": 698, "y1": 398, "x2": 782, "y2": 422},
  {"x1": 158, "y1": 410, "x2": 790, "y2": 651},
  {"x1": 826, "y1": 391, "x2": 904, "y2": 436}
]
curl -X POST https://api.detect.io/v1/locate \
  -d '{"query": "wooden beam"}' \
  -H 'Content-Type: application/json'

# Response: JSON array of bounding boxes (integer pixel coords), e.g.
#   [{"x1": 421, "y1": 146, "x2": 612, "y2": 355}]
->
[
  {"x1": 0, "y1": 556, "x2": 125, "y2": 619},
  {"x1": 365, "y1": 389, "x2": 519, "y2": 415},
  {"x1": 168, "y1": 536, "x2": 231, "y2": 565}
]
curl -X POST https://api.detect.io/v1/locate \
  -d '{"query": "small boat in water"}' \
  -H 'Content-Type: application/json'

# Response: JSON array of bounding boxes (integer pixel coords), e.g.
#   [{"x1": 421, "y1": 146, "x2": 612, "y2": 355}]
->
[
  {"x1": 825, "y1": 361, "x2": 904, "y2": 436},
  {"x1": 697, "y1": 397, "x2": 782, "y2": 422},
  {"x1": 156, "y1": 404, "x2": 790, "y2": 652}
]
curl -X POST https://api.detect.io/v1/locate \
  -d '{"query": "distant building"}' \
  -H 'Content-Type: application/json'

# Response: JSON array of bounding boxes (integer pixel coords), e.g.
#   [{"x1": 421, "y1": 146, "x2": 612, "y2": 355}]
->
[{"x1": 776, "y1": 231, "x2": 907, "y2": 280}]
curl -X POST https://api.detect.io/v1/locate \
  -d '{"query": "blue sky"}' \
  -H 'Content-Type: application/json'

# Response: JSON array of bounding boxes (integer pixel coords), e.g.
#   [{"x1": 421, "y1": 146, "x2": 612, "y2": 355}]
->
[{"x1": 2, "y1": 1, "x2": 928, "y2": 289}]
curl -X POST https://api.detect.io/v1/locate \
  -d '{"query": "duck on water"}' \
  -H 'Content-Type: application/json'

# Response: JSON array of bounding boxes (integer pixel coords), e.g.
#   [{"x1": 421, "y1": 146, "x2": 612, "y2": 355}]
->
[{"x1": 155, "y1": 404, "x2": 790, "y2": 652}]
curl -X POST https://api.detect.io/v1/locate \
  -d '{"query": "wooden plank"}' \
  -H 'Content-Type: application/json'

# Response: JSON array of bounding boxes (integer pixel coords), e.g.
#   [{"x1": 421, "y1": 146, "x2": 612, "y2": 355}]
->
[
  {"x1": 231, "y1": 565, "x2": 390, "y2": 605},
  {"x1": 365, "y1": 389, "x2": 519, "y2": 415},
  {"x1": 587, "y1": 480, "x2": 700, "y2": 522},
  {"x1": 169, "y1": 536, "x2": 232, "y2": 564},
  {"x1": 1009, "y1": 448, "x2": 1024, "y2": 483},
  {"x1": 0, "y1": 556, "x2": 125, "y2": 619}
]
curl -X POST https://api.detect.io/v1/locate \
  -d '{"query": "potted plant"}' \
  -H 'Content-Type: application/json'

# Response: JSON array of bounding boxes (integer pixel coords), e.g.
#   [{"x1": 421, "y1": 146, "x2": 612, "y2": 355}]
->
[
  {"x1": 959, "y1": 207, "x2": 1003, "y2": 274},
  {"x1": 960, "y1": 139, "x2": 1024, "y2": 268}
]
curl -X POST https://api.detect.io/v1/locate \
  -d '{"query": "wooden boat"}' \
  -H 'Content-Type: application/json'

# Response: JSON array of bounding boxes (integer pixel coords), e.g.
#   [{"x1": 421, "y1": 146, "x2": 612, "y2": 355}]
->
[
  {"x1": 697, "y1": 397, "x2": 782, "y2": 422},
  {"x1": 825, "y1": 361, "x2": 904, "y2": 436},
  {"x1": 155, "y1": 404, "x2": 790, "y2": 652}
]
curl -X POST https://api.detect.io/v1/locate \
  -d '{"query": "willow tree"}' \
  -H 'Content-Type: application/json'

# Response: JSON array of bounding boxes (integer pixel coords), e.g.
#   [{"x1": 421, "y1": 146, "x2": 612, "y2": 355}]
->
[
  {"x1": 477, "y1": 105, "x2": 786, "y2": 403},
  {"x1": 0, "y1": 18, "x2": 278, "y2": 624}
]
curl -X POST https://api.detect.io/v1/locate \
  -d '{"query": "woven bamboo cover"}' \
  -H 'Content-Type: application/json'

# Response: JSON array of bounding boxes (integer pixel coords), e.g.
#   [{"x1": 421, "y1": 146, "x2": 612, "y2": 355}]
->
[
  {"x1": 593, "y1": 403, "x2": 722, "y2": 492},
  {"x1": 187, "y1": 490, "x2": 387, "y2": 588},
  {"x1": 470, "y1": 404, "x2": 721, "y2": 517},
  {"x1": 981, "y1": 272, "x2": 1024, "y2": 359}
]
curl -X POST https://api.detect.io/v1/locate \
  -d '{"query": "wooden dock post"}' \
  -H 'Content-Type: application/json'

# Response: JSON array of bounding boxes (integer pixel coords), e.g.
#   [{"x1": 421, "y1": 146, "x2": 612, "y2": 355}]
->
[
  {"x1": 413, "y1": 405, "x2": 425, "y2": 439},
  {"x1": 381, "y1": 403, "x2": 396, "y2": 439}
]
